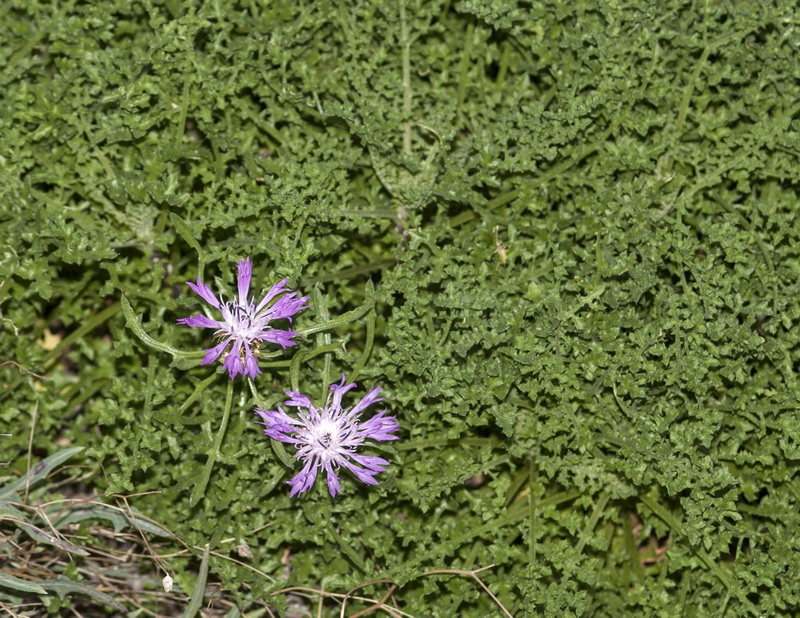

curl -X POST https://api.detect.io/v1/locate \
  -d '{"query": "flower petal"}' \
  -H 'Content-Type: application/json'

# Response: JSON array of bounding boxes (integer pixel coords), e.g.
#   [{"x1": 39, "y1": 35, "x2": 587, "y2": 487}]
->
[
  {"x1": 258, "y1": 329, "x2": 299, "y2": 349},
  {"x1": 339, "y1": 458, "x2": 380, "y2": 486},
  {"x1": 186, "y1": 280, "x2": 221, "y2": 309},
  {"x1": 255, "y1": 407, "x2": 304, "y2": 442},
  {"x1": 329, "y1": 375, "x2": 357, "y2": 411},
  {"x1": 348, "y1": 386, "x2": 384, "y2": 417},
  {"x1": 358, "y1": 410, "x2": 400, "y2": 441},
  {"x1": 349, "y1": 453, "x2": 390, "y2": 472},
  {"x1": 222, "y1": 341, "x2": 243, "y2": 379},
  {"x1": 283, "y1": 390, "x2": 314, "y2": 410},
  {"x1": 202, "y1": 340, "x2": 229, "y2": 365},
  {"x1": 243, "y1": 345, "x2": 261, "y2": 380},
  {"x1": 268, "y1": 292, "x2": 311, "y2": 322},
  {"x1": 177, "y1": 314, "x2": 219, "y2": 329},
  {"x1": 255, "y1": 278, "x2": 290, "y2": 313},
  {"x1": 325, "y1": 463, "x2": 341, "y2": 497},
  {"x1": 237, "y1": 257, "x2": 252, "y2": 305},
  {"x1": 288, "y1": 461, "x2": 319, "y2": 497}
]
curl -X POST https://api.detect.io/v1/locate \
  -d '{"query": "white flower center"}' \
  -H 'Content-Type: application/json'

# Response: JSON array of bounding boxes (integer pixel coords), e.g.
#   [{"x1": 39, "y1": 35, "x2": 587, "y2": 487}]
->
[
  {"x1": 307, "y1": 418, "x2": 343, "y2": 461},
  {"x1": 222, "y1": 300, "x2": 262, "y2": 340}
]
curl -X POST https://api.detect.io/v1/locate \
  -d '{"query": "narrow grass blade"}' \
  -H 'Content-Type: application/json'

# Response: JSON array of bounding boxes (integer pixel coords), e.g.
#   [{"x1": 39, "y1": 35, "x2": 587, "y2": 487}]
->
[{"x1": 182, "y1": 544, "x2": 210, "y2": 618}]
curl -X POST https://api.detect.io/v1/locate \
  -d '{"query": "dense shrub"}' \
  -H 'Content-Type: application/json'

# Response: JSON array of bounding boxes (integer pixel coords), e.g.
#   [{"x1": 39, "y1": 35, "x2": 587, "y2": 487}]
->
[{"x1": 2, "y1": 0, "x2": 800, "y2": 615}]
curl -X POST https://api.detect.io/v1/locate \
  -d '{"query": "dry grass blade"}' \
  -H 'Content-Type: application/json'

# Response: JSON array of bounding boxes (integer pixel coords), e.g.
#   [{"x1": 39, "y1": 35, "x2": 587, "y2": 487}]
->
[{"x1": 271, "y1": 564, "x2": 511, "y2": 618}]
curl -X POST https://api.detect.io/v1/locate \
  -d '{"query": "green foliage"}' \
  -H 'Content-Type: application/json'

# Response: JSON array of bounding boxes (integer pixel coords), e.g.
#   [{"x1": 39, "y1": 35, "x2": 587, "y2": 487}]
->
[{"x1": 2, "y1": 0, "x2": 800, "y2": 615}]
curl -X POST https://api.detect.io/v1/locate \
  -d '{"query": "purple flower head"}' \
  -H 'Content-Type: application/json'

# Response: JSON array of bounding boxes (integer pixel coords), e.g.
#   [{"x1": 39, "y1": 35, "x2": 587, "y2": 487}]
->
[
  {"x1": 255, "y1": 376, "x2": 400, "y2": 498},
  {"x1": 177, "y1": 257, "x2": 309, "y2": 380}
]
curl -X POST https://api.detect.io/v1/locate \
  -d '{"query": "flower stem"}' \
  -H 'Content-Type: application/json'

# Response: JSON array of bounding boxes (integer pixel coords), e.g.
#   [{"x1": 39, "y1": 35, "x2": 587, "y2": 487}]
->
[
  {"x1": 189, "y1": 379, "x2": 233, "y2": 507},
  {"x1": 214, "y1": 379, "x2": 234, "y2": 458}
]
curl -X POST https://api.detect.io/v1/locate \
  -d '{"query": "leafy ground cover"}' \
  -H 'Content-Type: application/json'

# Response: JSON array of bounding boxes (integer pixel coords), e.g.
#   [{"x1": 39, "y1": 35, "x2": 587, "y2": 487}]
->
[{"x1": 2, "y1": 0, "x2": 800, "y2": 615}]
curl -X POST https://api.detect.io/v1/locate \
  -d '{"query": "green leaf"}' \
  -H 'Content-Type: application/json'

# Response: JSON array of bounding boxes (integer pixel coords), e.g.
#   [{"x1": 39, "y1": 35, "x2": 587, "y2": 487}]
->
[
  {"x1": 40, "y1": 576, "x2": 126, "y2": 612},
  {"x1": 0, "y1": 572, "x2": 47, "y2": 596},
  {"x1": 0, "y1": 447, "x2": 84, "y2": 500},
  {"x1": 52, "y1": 503, "x2": 172, "y2": 537},
  {"x1": 8, "y1": 519, "x2": 90, "y2": 556},
  {"x1": 181, "y1": 544, "x2": 210, "y2": 618}
]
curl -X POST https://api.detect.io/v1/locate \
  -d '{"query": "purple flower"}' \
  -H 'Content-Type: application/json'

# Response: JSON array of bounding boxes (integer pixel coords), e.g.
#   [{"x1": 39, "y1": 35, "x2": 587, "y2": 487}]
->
[
  {"x1": 255, "y1": 376, "x2": 400, "y2": 497},
  {"x1": 177, "y1": 257, "x2": 309, "y2": 380}
]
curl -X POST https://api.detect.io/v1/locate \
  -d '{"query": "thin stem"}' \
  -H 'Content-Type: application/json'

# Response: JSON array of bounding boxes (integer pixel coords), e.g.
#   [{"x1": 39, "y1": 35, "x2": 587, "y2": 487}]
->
[
  {"x1": 418, "y1": 566, "x2": 513, "y2": 618},
  {"x1": 174, "y1": 79, "x2": 190, "y2": 144},
  {"x1": 312, "y1": 285, "x2": 332, "y2": 401},
  {"x1": 178, "y1": 374, "x2": 218, "y2": 415},
  {"x1": 400, "y1": 0, "x2": 412, "y2": 156},
  {"x1": 576, "y1": 492, "x2": 609, "y2": 555},
  {"x1": 189, "y1": 379, "x2": 233, "y2": 507},
  {"x1": 528, "y1": 456, "x2": 537, "y2": 564},
  {"x1": 350, "y1": 305, "x2": 374, "y2": 382},
  {"x1": 456, "y1": 19, "x2": 474, "y2": 125},
  {"x1": 214, "y1": 380, "x2": 234, "y2": 458},
  {"x1": 24, "y1": 401, "x2": 39, "y2": 504}
]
